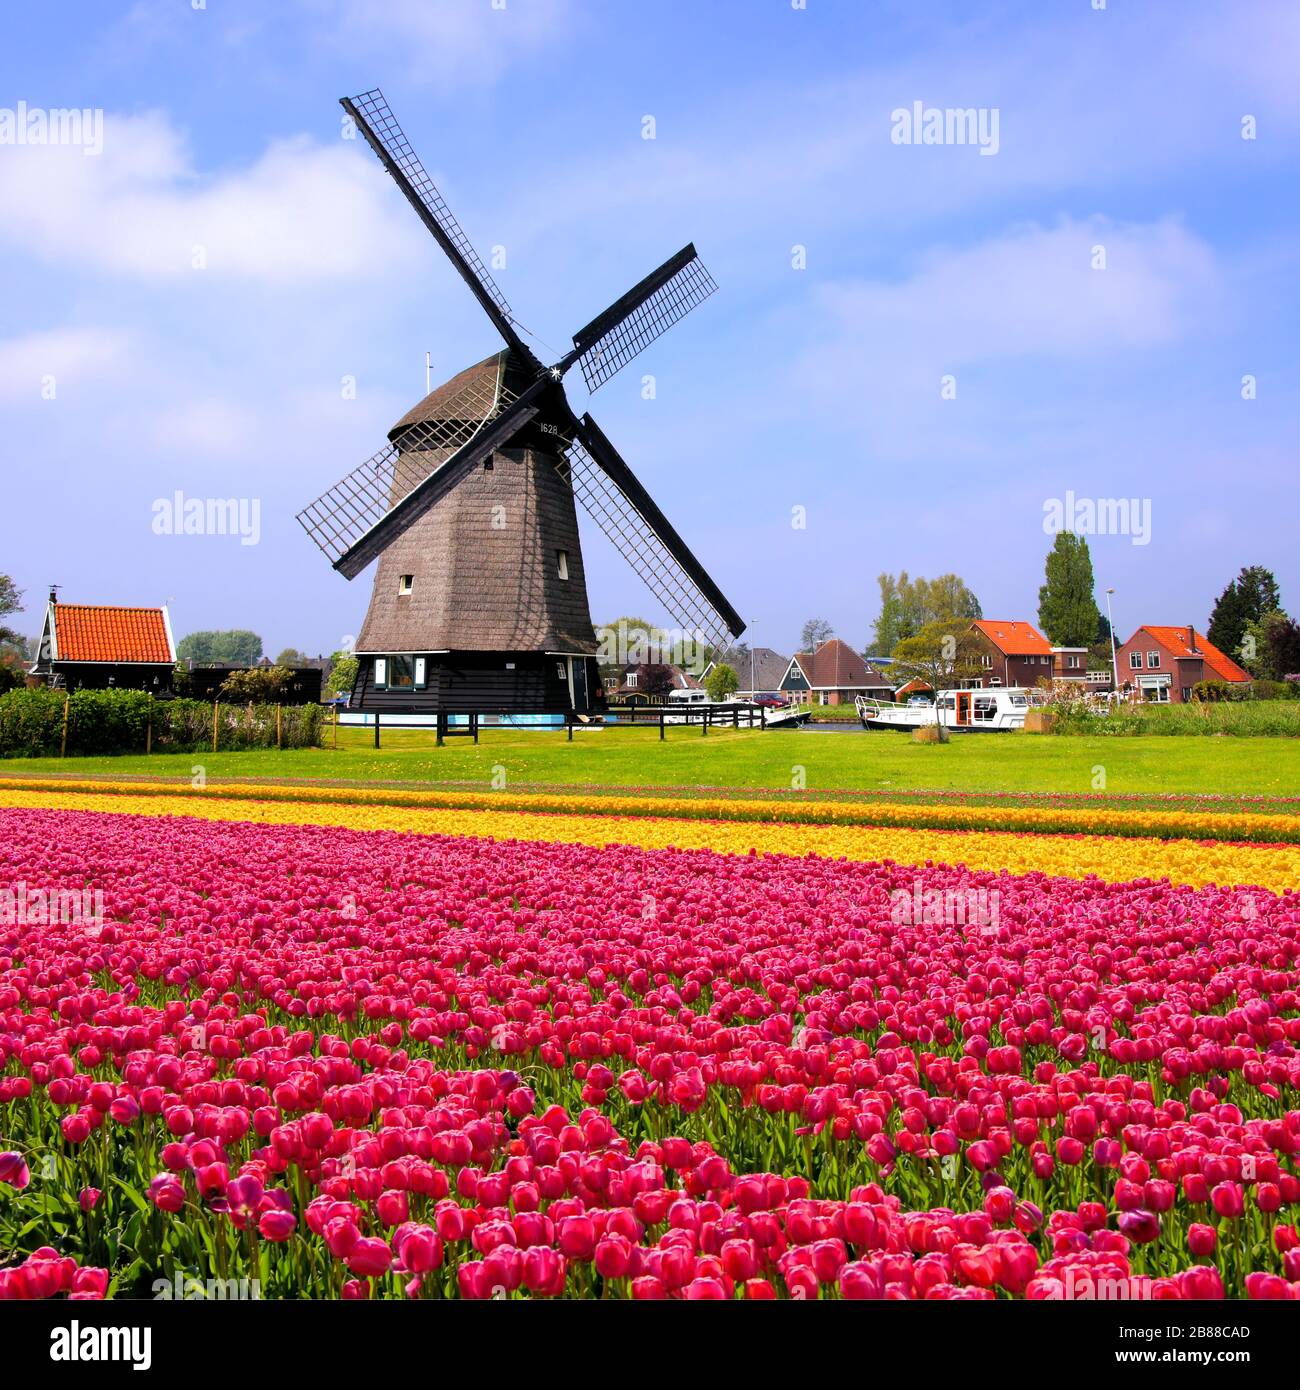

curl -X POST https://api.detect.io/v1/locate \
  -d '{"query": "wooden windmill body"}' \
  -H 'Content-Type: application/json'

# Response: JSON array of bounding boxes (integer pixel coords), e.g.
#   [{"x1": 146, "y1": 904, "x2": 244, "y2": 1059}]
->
[{"x1": 298, "y1": 91, "x2": 744, "y2": 716}]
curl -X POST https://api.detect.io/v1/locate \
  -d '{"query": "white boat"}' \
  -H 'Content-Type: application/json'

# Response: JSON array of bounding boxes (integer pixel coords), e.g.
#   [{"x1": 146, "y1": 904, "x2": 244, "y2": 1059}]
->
[{"x1": 855, "y1": 687, "x2": 1045, "y2": 732}]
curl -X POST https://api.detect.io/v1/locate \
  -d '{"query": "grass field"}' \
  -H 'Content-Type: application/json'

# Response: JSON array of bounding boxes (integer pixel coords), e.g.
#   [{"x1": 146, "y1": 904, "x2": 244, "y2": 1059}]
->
[{"x1": 3, "y1": 724, "x2": 1300, "y2": 798}]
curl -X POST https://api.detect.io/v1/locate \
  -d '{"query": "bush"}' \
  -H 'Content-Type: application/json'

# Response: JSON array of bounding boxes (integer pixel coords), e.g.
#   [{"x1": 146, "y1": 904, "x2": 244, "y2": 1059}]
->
[
  {"x1": 0, "y1": 688, "x2": 327, "y2": 757},
  {"x1": 219, "y1": 665, "x2": 295, "y2": 703},
  {"x1": 1052, "y1": 698, "x2": 1300, "y2": 737}
]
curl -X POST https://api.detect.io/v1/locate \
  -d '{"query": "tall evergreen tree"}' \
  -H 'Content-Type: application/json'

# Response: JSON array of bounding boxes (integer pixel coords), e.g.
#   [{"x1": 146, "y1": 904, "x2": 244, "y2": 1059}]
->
[
  {"x1": 1207, "y1": 566, "x2": 1283, "y2": 656},
  {"x1": 1037, "y1": 533, "x2": 1101, "y2": 647}
]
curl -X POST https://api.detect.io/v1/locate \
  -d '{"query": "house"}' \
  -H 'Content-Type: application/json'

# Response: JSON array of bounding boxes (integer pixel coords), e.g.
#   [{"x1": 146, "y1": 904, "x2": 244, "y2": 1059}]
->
[
  {"x1": 700, "y1": 646, "x2": 790, "y2": 699},
  {"x1": 965, "y1": 619, "x2": 1055, "y2": 689},
  {"x1": 1049, "y1": 646, "x2": 1113, "y2": 692},
  {"x1": 1114, "y1": 624, "x2": 1249, "y2": 704},
  {"x1": 607, "y1": 663, "x2": 702, "y2": 706},
  {"x1": 28, "y1": 589, "x2": 176, "y2": 693},
  {"x1": 779, "y1": 638, "x2": 893, "y2": 706}
]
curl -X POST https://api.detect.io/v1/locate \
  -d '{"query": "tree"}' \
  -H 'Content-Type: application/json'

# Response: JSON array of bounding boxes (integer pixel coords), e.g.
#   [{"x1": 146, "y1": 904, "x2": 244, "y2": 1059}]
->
[
  {"x1": 276, "y1": 647, "x2": 308, "y2": 666},
  {"x1": 636, "y1": 664, "x2": 675, "y2": 697},
  {"x1": 1263, "y1": 616, "x2": 1300, "y2": 681},
  {"x1": 218, "y1": 665, "x2": 294, "y2": 702},
  {"x1": 325, "y1": 651, "x2": 358, "y2": 698},
  {"x1": 1037, "y1": 532, "x2": 1101, "y2": 648},
  {"x1": 1240, "y1": 611, "x2": 1300, "y2": 681},
  {"x1": 705, "y1": 663, "x2": 739, "y2": 702},
  {"x1": 0, "y1": 573, "x2": 23, "y2": 649},
  {"x1": 178, "y1": 629, "x2": 264, "y2": 665},
  {"x1": 799, "y1": 617, "x2": 834, "y2": 651},
  {"x1": 1208, "y1": 566, "x2": 1283, "y2": 656},
  {"x1": 889, "y1": 620, "x2": 985, "y2": 741},
  {"x1": 871, "y1": 572, "x2": 981, "y2": 653}
]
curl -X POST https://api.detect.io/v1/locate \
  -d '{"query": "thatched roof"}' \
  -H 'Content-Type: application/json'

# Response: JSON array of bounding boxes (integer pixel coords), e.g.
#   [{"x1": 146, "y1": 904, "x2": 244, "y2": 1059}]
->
[{"x1": 388, "y1": 350, "x2": 533, "y2": 441}]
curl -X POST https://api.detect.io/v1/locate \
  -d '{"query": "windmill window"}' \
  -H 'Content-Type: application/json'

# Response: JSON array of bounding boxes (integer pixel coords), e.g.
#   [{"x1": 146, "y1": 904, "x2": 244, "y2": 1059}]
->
[
  {"x1": 556, "y1": 549, "x2": 569, "y2": 580},
  {"x1": 374, "y1": 658, "x2": 388, "y2": 689},
  {"x1": 483, "y1": 458, "x2": 493, "y2": 471},
  {"x1": 386, "y1": 656, "x2": 415, "y2": 690},
  {"x1": 398, "y1": 574, "x2": 414, "y2": 595}
]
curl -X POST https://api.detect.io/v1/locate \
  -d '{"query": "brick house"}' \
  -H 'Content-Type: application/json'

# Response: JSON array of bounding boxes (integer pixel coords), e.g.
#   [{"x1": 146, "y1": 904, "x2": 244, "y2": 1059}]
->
[
  {"x1": 1114, "y1": 625, "x2": 1249, "y2": 704},
  {"x1": 607, "y1": 663, "x2": 701, "y2": 706},
  {"x1": 965, "y1": 619, "x2": 1055, "y2": 689},
  {"x1": 779, "y1": 638, "x2": 893, "y2": 705}
]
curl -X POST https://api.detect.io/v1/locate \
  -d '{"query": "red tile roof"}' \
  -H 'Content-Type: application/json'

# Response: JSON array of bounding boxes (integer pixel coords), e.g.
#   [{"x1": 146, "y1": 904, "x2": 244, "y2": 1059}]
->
[
  {"x1": 1138, "y1": 626, "x2": 1249, "y2": 683},
  {"x1": 793, "y1": 638, "x2": 887, "y2": 689},
  {"x1": 53, "y1": 605, "x2": 174, "y2": 664},
  {"x1": 971, "y1": 619, "x2": 1053, "y2": 656}
]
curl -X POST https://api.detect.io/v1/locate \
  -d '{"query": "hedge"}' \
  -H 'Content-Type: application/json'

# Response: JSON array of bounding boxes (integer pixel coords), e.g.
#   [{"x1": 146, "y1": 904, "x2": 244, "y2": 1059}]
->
[{"x1": 0, "y1": 688, "x2": 326, "y2": 758}]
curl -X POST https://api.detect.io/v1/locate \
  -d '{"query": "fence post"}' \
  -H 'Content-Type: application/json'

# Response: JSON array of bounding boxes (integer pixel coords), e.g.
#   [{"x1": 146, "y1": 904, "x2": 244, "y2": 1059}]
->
[
  {"x1": 436, "y1": 711, "x2": 444, "y2": 748},
  {"x1": 60, "y1": 694, "x2": 70, "y2": 757},
  {"x1": 659, "y1": 708, "x2": 665, "y2": 741},
  {"x1": 146, "y1": 694, "x2": 153, "y2": 754},
  {"x1": 567, "y1": 714, "x2": 573, "y2": 742},
  {"x1": 374, "y1": 710, "x2": 381, "y2": 749},
  {"x1": 333, "y1": 703, "x2": 338, "y2": 749},
  {"x1": 276, "y1": 703, "x2": 283, "y2": 750},
  {"x1": 761, "y1": 705, "x2": 767, "y2": 730},
  {"x1": 472, "y1": 712, "x2": 479, "y2": 746},
  {"x1": 212, "y1": 701, "x2": 219, "y2": 754},
  {"x1": 702, "y1": 706, "x2": 708, "y2": 736},
  {"x1": 733, "y1": 705, "x2": 739, "y2": 729}
]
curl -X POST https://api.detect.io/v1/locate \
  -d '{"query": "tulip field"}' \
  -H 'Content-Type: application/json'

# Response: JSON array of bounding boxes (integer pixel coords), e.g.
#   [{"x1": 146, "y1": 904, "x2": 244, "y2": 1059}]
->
[{"x1": 2, "y1": 773, "x2": 1299, "y2": 1301}]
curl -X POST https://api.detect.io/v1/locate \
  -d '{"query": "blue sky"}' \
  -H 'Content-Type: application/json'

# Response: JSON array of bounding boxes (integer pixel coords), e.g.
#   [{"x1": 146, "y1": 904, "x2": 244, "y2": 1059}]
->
[{"x1": 2, "y1": 0, "x2": 1297, "y2": 659}]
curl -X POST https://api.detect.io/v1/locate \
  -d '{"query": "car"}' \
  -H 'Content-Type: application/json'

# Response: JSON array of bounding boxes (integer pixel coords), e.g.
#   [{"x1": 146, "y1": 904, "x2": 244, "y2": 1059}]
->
[{"x1": 906, "y1": 694, "x2": 933, "y2": 707}]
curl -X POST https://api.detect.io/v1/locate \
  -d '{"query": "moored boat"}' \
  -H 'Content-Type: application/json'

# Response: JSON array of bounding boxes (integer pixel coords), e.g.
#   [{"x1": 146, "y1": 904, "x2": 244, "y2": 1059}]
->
[{"x1": 855, "y1": 687, "x2": 1045, "y2": 732}]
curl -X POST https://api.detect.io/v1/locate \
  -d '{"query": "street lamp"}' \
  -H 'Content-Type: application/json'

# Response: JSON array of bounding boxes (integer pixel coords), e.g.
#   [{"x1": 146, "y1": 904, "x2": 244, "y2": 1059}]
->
[{"x1": 1105, "y1": 587, "x2": 1120, "y2": 697}]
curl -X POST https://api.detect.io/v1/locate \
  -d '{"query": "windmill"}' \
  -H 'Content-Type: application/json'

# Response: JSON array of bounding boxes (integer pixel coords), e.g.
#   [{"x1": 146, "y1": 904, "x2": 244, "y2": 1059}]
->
[{"x1": 297, "y1": 89, "x2": 745, "y2": 716}]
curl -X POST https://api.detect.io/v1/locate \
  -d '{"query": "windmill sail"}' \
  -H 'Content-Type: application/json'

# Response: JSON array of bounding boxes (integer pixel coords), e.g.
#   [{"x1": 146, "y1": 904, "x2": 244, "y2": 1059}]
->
[
  {"x1": 341, "y1": 89, "x2": 539, "y2": 368},
  {"x1": 571, "y1": 244, "x2": 717, "y2": 393},
  {"x1": 296, "y1": 368, "x2": 536, "y2": 577},
  {"x1": 564, "y1": 415, "x2": 744, "y2": 652}
]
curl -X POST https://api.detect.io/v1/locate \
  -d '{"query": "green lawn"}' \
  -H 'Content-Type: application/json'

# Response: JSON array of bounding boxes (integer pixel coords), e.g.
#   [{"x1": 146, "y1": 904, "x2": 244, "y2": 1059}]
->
[{"x1": 3, "y1": 725, "x2": 1299, "y2": 799}]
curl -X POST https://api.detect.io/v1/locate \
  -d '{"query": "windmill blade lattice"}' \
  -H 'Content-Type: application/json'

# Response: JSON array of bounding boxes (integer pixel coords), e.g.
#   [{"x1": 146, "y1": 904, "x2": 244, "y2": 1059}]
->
[
  {"x1": 344, "y1": 89, "x2": 530, "y2": 358},
  {"x1": 296, "y1": 372, "x2": 520, "y2": 571},
  {"x1": 563, "y1": 426, "x2": 741, "y2": 653},
  {"x1": 571, "y1": 245, "x2": 718, "y2": 393}
]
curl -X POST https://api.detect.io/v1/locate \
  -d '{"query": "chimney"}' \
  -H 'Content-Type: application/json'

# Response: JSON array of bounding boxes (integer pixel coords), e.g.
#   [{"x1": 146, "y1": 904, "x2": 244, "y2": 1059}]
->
[
  {"x1": 1187, "y1": 625, "x2": 1198, "y2": 652},
  {"x1": 48, "y1": 584, "x2": 60, "y2": 606}
]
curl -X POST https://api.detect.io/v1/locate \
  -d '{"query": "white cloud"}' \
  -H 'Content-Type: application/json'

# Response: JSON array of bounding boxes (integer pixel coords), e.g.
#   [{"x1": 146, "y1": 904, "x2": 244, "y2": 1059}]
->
[
  {"x1": 302, "y1": 0, "x2": 571, "y2": 87},
  {"x1": 0, "y1": 112, "x2": 422, "y2": 281},
  {"x1": 0, "y1": 327, "x2": 133, "y2": 402},
  {"x1": 814, "y1": 216, "x2": 1220, "y2": 373}
]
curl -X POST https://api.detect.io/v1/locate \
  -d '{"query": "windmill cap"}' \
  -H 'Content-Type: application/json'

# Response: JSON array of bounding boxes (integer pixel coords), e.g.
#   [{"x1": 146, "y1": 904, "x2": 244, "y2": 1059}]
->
[{"x1": 388, "y1": 349, "x2": 525, "y2": 441}]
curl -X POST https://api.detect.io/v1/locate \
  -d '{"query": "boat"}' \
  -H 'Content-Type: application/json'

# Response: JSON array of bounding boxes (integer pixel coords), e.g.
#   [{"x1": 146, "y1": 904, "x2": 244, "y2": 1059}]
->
[
  {"x1": 855, "y1": 687, "x2": 1045, "y2": 732},
  {"x1": 758, "y1": 702, "x2": 813, "y2": 729}
]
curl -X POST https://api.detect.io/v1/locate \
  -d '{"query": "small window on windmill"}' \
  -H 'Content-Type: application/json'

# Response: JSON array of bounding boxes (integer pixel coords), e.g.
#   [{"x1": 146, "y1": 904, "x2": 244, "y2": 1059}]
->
[
  {"x1": 398, "y1": 574, "x2": 414, "y2": 595},
  {"x1": 483, "y1": 456, "x2": 494, "y2": 471},
  {"x1": 556, "y1": 549, "x2": 569, "y2": 580}
]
